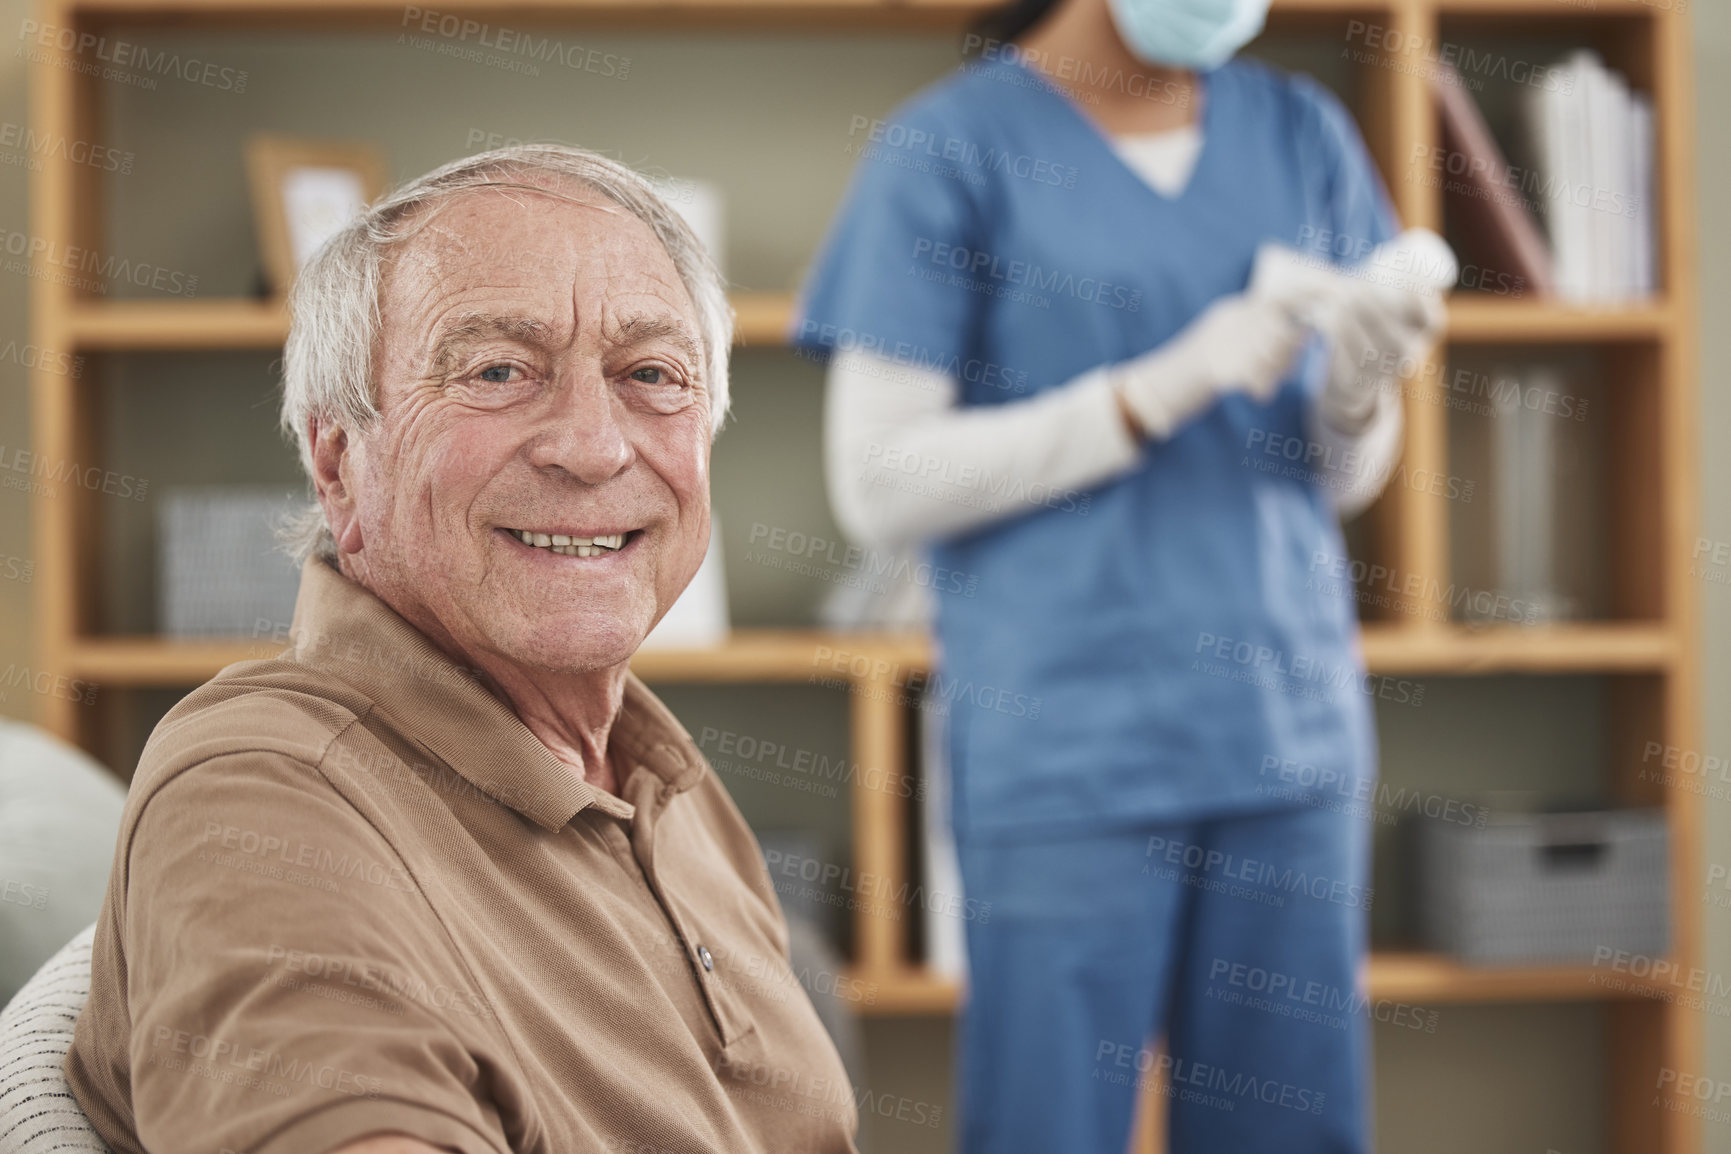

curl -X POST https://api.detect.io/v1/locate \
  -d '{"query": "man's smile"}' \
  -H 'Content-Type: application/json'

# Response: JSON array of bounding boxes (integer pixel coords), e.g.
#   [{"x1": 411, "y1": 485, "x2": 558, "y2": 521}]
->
[{"x1": 498, "y1": 526, "x2": 643, "y2": 558}]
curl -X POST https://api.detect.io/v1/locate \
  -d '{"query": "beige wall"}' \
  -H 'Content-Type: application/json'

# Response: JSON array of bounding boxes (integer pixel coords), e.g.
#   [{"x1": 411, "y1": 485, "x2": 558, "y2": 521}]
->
[
  {"x1": 0, "y1": 2, "x2": 32, "y2": 686},
  {"x1": 0, "y1": 4, "x2": 1725, "y2": 1152},
  {"x1": 1691, "y1": 2, "x2": 1730, "y2": 1149}
]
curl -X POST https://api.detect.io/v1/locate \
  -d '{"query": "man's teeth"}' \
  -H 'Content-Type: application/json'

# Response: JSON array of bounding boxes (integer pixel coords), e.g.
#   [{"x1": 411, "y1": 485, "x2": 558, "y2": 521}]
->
[{"x1": 510, "y1": 529, "x2": 626, "y2": 557}]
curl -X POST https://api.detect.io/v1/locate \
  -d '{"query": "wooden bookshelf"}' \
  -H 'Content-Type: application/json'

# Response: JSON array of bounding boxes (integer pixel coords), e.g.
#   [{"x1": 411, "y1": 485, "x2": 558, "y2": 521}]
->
[{"x1": 24, "y1": 0, "x2": 1699, "y2": 1151}]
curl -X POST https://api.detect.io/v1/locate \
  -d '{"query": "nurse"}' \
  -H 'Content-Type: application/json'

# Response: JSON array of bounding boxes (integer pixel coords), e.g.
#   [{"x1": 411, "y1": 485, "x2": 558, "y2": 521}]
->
[{"x1": 793, "y1": 0, "x2": 1448, "y2": 1151}]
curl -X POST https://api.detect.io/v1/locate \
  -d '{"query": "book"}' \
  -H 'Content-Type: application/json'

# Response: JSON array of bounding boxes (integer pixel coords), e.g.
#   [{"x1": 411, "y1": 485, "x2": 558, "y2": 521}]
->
[
  {"x1": 920, "y1": 691, "x2": 968, "y2": 981},
  {"x1": 1519, "y1": 51, "x2": 1656, "y2": 303},
  {"x1": 1432, "y1": 62, "x2": 1555, "y2": 298},
  {"x1": 1631, "y1": 93, "x2": 1658, "y2": 296}
]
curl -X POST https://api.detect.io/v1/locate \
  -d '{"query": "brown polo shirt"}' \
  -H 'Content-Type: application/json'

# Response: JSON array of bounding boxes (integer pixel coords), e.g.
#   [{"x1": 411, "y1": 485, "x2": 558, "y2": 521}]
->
[{"x1": 66, "y1": 557, "x2": 859, "y2": 1154}]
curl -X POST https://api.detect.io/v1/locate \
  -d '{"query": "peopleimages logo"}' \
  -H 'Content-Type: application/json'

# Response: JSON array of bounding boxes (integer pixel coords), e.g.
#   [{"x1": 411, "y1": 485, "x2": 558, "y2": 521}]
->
[
  {"x1": 846, "y1": 114, "x2": 1078, "y2": 189},
  {"x1": 0, "y1": 122, "x2": 134, "y2": 173},
  {"x1": 0, "y1": 444, "x2": 148, "y2": 500},
  {"x1": 1192, "y1": 631, "x2": 1424, "y2": 708},
  {"x1": 1341, "y1": 20, "x2": 1573, "y2": 95},
  {"x1": 810, "y1": 645, "x2": 1044, "y2": 720},
  {"x1": 761, "y1": 848, "x2": 992, "y2": 925},
  {"x1": 1144, "y1": 834, "x2": 1373, "y2": 911},
  {"x1": 264, "y1": 944, "x2": 492, "y2": 1020},
  {"x1": 1256, "y1": 756, "x2": 1488, "y2": 828},
  {"x1": 1307, "y1": 552, "x2": 1540, "y2": 626},
  {"x1": 0, "y1": 227, "x2": 197, "y2": 296},
  {"x1": 0, "y1": 879, "x2": 48, "y2": 911},
  {"x1": 791, "y1": 320, "x2": 1031, "y2": 395},
  {"x1": 699, "y1": 725, "x2": 926, "y2": 801},
  {"x1": 908, "y1": 238, "x2": 1142, "y2": 312},
  {"x1": 16, "y1": 19, "x2": 249, "y2": 91},
  {"x1": 0, "y1": 665, "x2": 97, "y2": 706},
  {"x1": 1094, "y1": 1041, "x2": 1327, "y2": 1115},
  {"x1": 1206, "y1": 958, "x2": 1439, "y2": 1033},
  {"x1": 149, "y1": 1026, "x2": 381, "y2": 1098},
  {"x1": 198, "y1": 822, "x2": 417, "y2": 895},
  {"x1": 747, "y1": 522, "x2": 980, "y2": 596},
  {"x1": 860, "y1": 443, "x2": 1092, "y2": 518},
  {"x1": 399, "y1": 6, "x2": 629, "y2": 78}
]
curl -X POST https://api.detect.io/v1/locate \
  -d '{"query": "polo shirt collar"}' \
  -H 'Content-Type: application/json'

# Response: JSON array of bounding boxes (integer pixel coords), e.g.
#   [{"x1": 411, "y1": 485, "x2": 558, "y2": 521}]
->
[{"x1": 286, "y1": 558, "x2": 706, "y2": 831}]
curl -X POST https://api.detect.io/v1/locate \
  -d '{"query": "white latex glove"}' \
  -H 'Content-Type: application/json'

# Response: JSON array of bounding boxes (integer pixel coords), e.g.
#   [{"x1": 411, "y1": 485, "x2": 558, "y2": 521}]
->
[
  {"x1": 1321, "y1": 280, "x2": 1447, "y2": 430},
  {"x1": 1251, "y1": 227, "x2": 1457, "y2": 433},
  {"x1": 1108, "y1": 292, "x2": 1307, "y2": 441}
]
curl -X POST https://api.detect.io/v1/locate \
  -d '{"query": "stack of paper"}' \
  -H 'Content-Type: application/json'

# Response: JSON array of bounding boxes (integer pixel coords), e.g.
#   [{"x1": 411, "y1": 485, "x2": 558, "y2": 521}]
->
[
  {"x1": 1489, "y1": 365, "x2": 1580, "y2": 622},
  {"x1": 920, "y1": 692, "x2": 969, "y2": 981},
  {"x1": 1523, "y1": 51, "x2": 1657, "y2": 303}
]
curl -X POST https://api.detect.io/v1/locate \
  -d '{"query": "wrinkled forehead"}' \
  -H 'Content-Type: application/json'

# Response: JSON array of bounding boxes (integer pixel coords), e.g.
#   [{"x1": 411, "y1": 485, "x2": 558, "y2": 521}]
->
[{"x1": 379, "y1": 180, "x2": 696, "y2": 341}]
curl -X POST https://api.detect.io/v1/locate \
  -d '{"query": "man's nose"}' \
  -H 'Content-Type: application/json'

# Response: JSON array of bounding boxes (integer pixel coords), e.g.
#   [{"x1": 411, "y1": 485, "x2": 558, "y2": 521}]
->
[{"x1": 525, "y1": 365, "x2": 634, "y2": 484}]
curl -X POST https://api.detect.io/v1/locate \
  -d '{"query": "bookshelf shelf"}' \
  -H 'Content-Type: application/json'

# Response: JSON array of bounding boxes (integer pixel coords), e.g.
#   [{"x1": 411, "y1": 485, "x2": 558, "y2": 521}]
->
[
  {"x1": 68, "y1": 298, "x2": 288, "y2": 350},
  {"x1": 849, "y1": 968, "x2": 963, "y2": 1016},
  {"x1": 1431, "y1": 0, "x2": 1665, "y2": 15},
  {"x1": 1363, "y1": 951, "x2": 1666, "y2": 1005},
  {"x1": 24, "y1": 1, "x2": 1699, "y2": 1151},
  {"x1": 66, "y1": 621, "x2": 1674, "y2": 687},
  {"x1": 59, "y1": 0, "x2": 987, "y2": 30},
  {"x1": 1357, "y1": 621, "x2": 1676, "y2": 674},
  {"x1": 851, "y1": 951, "x2": 1679, "y2": 1017},
  {"x1": 86, "y1": 0, "x2": 1649, "y2": 21},
  {"x1": 65, "y1": 629, "x2": 928, "y2": 686},
  {"x1": 61, "y1": 293, "x2": 1674, "y2": 353},
  {"x1": 1445, "y1": 296, "x2": 1674, "y2": 343},
  {"x1": 57, "y1": 0, "x2": 1409, "y2": 27},
  {"x1": 729, "y1": 292, "x2": 796, "y2": 347},
  {"x1": 64, "y1": 291, "x2": 793, "y2": 351}
]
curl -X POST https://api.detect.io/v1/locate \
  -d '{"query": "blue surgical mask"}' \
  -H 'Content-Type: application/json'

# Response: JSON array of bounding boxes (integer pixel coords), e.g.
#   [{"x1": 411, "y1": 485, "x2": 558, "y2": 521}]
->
[{"x1": 1105, "y1": 0, "x2": 1272, "y2": 69}]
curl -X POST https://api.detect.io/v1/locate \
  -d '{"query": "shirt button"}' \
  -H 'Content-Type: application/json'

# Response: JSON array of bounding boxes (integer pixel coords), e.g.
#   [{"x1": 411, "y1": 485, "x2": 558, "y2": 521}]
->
[{"x1": 697, "y1": 944, "x2": 714, "y2": 972}]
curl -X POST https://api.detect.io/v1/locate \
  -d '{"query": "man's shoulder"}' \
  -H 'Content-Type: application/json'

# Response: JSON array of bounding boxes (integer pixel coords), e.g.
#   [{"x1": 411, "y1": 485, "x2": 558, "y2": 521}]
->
[{"x1": 128, "y1": 655, "x2": 377, "y2": 806}]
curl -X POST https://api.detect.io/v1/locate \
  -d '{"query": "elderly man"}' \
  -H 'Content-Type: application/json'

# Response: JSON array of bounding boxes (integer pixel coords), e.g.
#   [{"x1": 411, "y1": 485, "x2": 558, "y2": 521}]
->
[{"x1": 64, "y1": 145, "x2": 858, "y2": 1154}]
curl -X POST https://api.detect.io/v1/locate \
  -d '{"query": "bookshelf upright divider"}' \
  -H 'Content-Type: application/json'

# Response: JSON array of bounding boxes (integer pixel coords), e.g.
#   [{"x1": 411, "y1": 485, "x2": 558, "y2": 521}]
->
[{"x1": 1386, "y1": 0, "x2": 1452, "y2": 619}]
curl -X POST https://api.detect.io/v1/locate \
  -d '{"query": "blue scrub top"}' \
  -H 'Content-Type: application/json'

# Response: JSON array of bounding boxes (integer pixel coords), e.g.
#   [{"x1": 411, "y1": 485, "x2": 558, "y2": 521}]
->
[{"x1": 793, "y1": 55, "x2": 1399, "y2": 840}]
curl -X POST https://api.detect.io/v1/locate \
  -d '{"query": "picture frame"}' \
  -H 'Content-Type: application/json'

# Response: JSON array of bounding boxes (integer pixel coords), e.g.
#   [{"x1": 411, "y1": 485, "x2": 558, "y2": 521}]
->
[{"x1": 245, "y1": 135, "x2": 387, "y2": 298}]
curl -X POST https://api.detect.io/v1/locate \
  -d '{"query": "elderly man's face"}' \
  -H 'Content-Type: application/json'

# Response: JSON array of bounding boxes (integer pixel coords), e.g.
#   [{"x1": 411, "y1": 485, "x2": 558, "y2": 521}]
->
[{"x1": 333, "y1": 181, "x2": 712, "y2": 674}]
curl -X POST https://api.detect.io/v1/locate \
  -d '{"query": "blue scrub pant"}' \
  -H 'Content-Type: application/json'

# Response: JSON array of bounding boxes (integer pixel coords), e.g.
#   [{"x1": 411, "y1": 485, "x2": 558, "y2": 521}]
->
[{"x1": 954, "y1": 803, "x2": 1372, "y2": 1154}]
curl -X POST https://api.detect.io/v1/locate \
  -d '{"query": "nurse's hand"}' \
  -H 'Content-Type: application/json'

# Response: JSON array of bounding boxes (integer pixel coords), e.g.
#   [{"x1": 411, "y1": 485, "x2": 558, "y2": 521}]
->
[
  {"x1": 1318, "y1": 280, "x2": 1447, "y2": 433},
  {"x1": 1109, "y1": 293, "x2": 1307, "y2": 441}
]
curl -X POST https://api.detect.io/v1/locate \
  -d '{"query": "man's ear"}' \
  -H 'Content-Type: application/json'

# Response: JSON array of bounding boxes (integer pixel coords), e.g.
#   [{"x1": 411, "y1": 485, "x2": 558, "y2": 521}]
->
[{"x1": 308, "y1": 417, "x2": 364, "y2": 555}]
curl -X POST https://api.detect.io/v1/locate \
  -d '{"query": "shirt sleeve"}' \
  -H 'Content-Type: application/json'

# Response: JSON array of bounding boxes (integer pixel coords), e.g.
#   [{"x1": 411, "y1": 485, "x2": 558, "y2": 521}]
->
[
  {"x1": 1288, "y1": 73, "x2": 1400, "y2": 257},
  {"x1": 117, "y1": 752, "x2": 512, "y2": 1154},
  {"x1": 1288, "y1": 72, "x2": 1408, "y2": 517},
  {"x1": 825, "y1": 349, "x2": 1141, "y2": 549},
  {"x1": 790, "y1": 100, "x2": 985, "y2": 371},
  {"x1": 1305, "y1": 383, "x2": 1405, "y2": 519}
]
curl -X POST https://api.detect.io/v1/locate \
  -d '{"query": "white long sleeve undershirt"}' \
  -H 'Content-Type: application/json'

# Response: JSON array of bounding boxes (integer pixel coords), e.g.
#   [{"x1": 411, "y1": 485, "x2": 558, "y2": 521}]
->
[{"x1": 823, "y1": 349, "x2": 1405, "y2": 551}]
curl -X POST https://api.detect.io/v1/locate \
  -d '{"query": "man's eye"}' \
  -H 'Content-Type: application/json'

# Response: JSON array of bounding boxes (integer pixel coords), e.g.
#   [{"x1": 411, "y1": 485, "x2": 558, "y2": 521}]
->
[
  {"x1": 630, "y1": 365, "x2": 668, "y2": 385},
  {"x1": 477, "y1": 364, "x2": 520, "y2": 384}
]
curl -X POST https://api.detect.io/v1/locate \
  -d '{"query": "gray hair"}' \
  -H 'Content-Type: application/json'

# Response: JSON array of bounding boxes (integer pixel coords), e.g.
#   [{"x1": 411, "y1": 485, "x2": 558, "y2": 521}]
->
[{"x1": 279, "y1": 143, "x2": 733, "y2": 563}]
